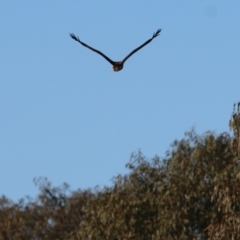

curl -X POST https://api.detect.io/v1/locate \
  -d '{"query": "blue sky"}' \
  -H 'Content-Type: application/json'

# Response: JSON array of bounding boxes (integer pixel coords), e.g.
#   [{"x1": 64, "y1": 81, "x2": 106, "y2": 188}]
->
[{"x1": 1, "y1": 1, "x2": 240, "y2": 201}]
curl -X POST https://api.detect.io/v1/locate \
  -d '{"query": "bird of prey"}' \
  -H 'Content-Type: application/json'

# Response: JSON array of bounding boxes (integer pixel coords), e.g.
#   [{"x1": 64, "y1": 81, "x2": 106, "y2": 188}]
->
[{"x1": 70, "y1": 29, "x2": 161, "y2": 72}]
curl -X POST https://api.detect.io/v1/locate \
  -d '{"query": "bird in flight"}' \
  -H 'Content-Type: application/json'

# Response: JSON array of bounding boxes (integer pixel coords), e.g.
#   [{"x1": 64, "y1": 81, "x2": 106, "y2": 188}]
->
[{"x1": 70, "y1": 29, "x2": 161, "y2": 72}]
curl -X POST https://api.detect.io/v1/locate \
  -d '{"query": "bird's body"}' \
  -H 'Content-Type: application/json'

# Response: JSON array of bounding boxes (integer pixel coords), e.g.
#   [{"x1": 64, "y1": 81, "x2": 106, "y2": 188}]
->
[
  {"x1": 112, "y1": 62, "x2": 124, "y2": 72},
  {"x1": 70, "y1": 29, "x2": 161, "y2": 71}
]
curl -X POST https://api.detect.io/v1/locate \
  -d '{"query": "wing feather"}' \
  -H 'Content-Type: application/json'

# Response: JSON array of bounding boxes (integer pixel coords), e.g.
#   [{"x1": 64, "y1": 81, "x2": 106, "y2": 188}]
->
[
  {"x1": 122, "y1": 29, "x2": 161, "y2": 64},
  {"x1": 70, "y1": 33, "x2": 116, "y2": 65}
]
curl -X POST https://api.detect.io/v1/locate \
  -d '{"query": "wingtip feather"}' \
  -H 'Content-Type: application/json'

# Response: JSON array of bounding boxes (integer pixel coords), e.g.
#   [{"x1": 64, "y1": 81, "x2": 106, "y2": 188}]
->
[
  {"x1": 69, "y1": 33, "x2": 80, "y2": 42},
  {"x1": 153, "y1": 29, "x2": 162, "y2": 38}
]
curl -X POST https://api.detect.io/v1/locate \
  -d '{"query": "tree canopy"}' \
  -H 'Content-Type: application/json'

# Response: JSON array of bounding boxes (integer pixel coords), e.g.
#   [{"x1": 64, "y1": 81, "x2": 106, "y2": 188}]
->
[{"x1": 1, "y1": 103, "x2": 240, "y2": 239}]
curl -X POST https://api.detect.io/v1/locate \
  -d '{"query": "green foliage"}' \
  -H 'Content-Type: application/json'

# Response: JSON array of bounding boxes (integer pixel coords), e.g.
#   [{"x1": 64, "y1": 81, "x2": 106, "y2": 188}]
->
[
  {"x1": 1, "y1": 103, "x2": 240, "y2": 239},
  {"x1": 70, "y1": 130, "x2": 237, "y2": 240},
  {"x1": 207, "y1": 102, "x2": 240, "y2": 239},
  {"x1": 0, "y1": 178, "x2": 91, "y2": 239}
]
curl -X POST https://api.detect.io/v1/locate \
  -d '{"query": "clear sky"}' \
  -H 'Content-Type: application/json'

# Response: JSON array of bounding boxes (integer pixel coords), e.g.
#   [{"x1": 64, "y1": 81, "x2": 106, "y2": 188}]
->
[{"x1": 1, "y1": 1, "x2": 240, "y2": 201}]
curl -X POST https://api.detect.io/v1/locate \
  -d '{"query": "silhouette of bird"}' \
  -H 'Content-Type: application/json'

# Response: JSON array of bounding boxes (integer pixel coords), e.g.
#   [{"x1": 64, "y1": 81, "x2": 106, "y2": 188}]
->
[{"x1": 70, "y1": 29, "x2": 161, "y2": 72}]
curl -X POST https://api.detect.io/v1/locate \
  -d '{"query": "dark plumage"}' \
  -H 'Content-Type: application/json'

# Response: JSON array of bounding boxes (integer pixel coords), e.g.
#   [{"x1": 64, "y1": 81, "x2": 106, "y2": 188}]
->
[{"x1": 70, "y1": 29, "x2": 161, "y2": 72}]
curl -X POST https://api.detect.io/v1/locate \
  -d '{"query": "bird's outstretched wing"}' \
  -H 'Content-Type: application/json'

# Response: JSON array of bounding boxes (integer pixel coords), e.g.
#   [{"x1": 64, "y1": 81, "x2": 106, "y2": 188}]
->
[
  {"x1": 70, "y1": 33, "x2": 116, "y2": 65},
  {"x1": 122, "y1": 29, "x2": 161, "y2": 64}
]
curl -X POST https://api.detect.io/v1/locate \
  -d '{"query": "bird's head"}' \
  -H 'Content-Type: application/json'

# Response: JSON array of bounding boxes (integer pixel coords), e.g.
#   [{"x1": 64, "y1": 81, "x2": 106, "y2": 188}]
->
[{"x1": 112, "y1": 62, "x2": 123, "y2": 72}]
